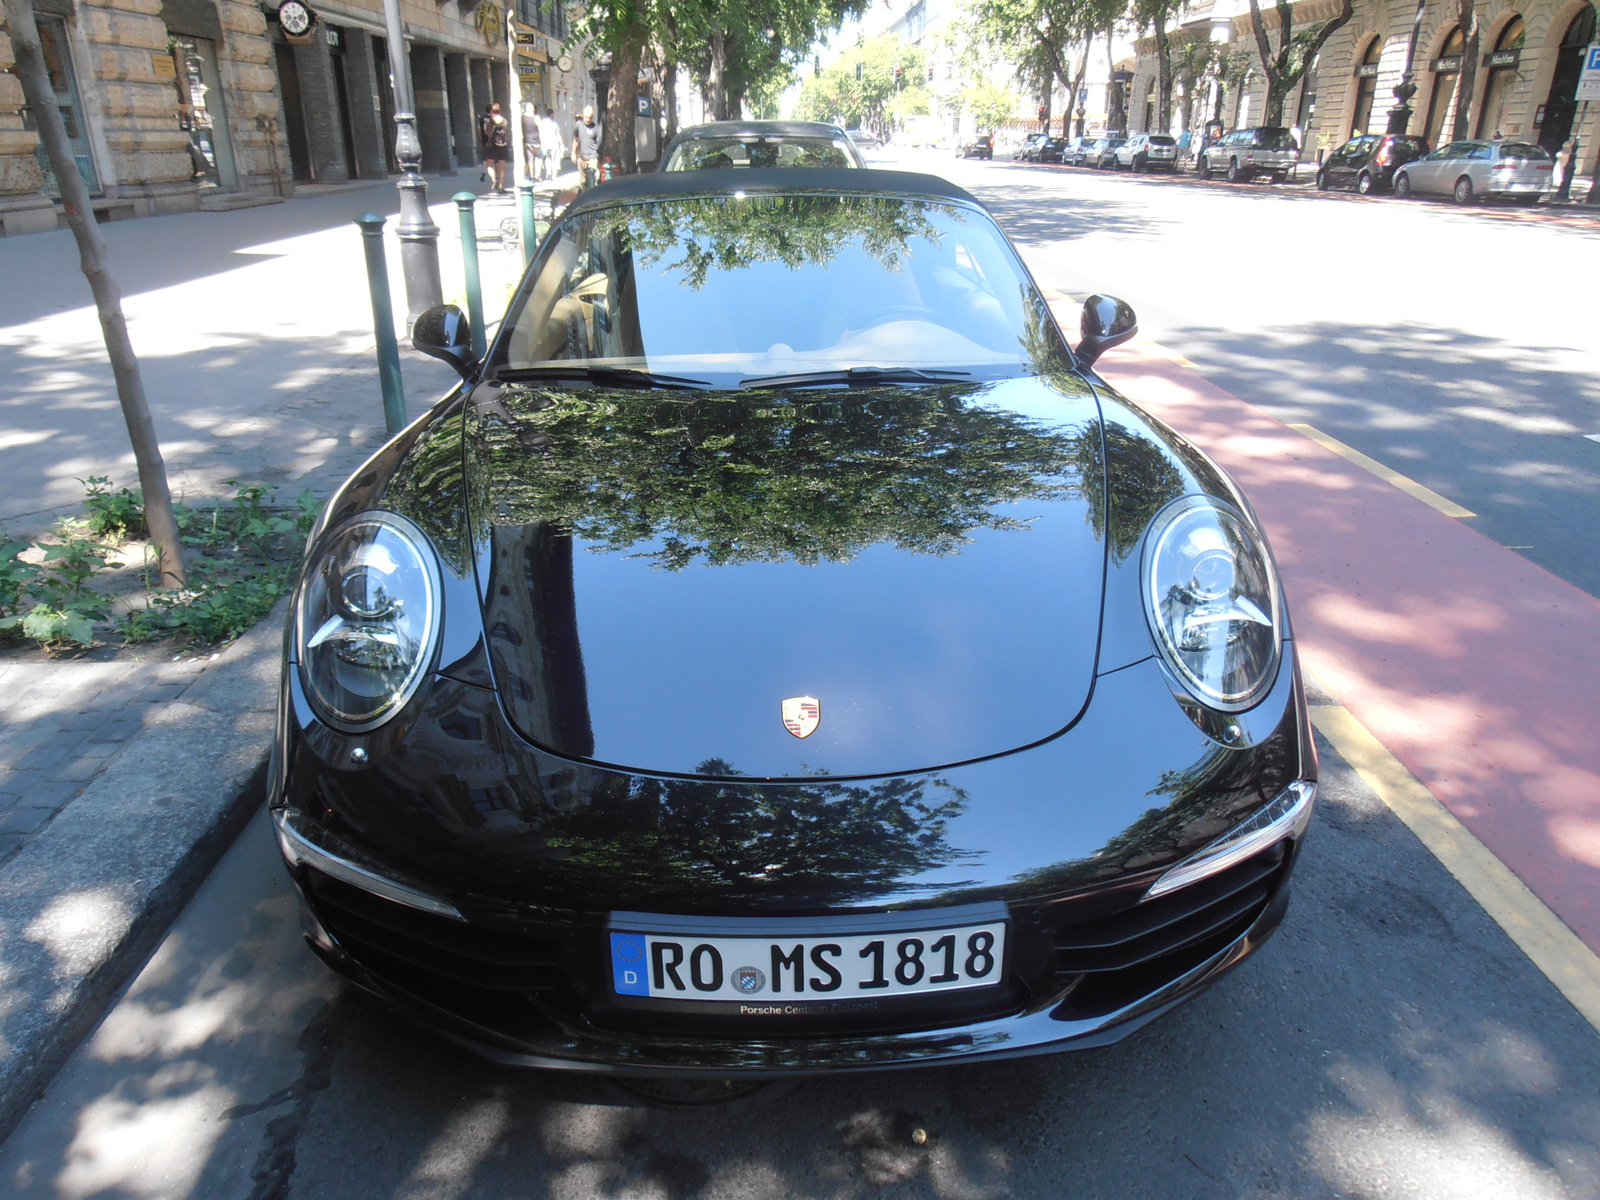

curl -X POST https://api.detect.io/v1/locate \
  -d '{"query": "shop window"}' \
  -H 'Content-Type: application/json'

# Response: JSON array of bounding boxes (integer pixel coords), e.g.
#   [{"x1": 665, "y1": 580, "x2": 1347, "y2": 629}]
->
[
  {"x1": 25, "y1": 14, "x2": 100, "y2": 197},
  {"x1": 1424, "y1": 26, "x2": 1465, "y2": 146},
  {"x1": 1350, "y1": 37, "x2": 1382, "y2": 136},
  {"x1": 1538, "y1": 4, "x2": 1598, "y2": 152},
  {"x1": 1475, "y1": 15, "x2": 1524, "y2": 139}
]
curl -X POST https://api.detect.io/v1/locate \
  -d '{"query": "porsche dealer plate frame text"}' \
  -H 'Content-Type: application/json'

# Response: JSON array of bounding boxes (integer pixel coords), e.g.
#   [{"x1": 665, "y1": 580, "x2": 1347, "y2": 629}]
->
[{"x1": 608, "y1": 907, "x2": 1008, "y2": 1004}]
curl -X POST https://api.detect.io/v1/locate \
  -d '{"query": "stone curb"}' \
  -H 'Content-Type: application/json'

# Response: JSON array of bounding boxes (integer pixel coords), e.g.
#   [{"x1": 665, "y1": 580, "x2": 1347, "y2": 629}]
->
[{"x1": 0, "y1": 604, "x2": 285, "y2": 1141}]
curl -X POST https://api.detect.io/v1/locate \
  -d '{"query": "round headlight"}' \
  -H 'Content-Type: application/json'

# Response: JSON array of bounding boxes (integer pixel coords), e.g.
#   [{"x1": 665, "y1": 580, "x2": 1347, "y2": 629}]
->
[
  {"x1": 295, "y1": 512, "x2": 441, "y2": 732},
  {"x1": 1142, "y1": 496, "x2": 1281, "y2": 711}
]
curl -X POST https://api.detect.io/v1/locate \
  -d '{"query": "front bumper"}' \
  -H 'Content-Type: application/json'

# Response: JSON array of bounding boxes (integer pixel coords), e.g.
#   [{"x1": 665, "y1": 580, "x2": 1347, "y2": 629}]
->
[{"x1": 275, "y1": 782, "x2": 1313, "y2": 1073}]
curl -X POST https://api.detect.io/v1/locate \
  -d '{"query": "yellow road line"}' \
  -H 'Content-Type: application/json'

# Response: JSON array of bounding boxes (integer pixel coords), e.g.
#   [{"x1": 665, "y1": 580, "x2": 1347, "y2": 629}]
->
[
  {"x1": 1310, "y1": 704, "x2": 1600, "y2": 1035},
  {"x1": 1287, "y1": 423, "x2": 1475, "y2": 518}
]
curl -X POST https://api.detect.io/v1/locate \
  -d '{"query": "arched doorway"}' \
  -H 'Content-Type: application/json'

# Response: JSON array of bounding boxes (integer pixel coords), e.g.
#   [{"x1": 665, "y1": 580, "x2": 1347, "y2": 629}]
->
[
  {"x1": 1539, "y1": 5, "x2": 1598, "y2": 152},
  {"x1": 1424, "y1": 26, "x2": 1465, "y2": 145},
  {"x1": 1351, "y1": 38, "x2": 1382, "y2": 135},
  {"x1": 1475, "y1": 15, "x2": 1525, "y2": 138},
  {"x1": 1295, "y1": 53, "x2": 1321, "y2": 132}
]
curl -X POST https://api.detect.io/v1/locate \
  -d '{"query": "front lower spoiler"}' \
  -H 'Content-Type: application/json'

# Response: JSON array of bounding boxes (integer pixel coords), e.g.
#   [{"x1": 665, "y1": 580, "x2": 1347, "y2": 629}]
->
[{"x1": 297, "y1": 881, "x2": 1290, "y2": 1076}]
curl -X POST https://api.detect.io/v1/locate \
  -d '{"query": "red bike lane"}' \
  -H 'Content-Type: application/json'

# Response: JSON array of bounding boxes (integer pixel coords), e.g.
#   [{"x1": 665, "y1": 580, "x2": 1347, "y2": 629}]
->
[{"x1": 1094, "y1": 342, "x2": 1600, "y2": 956}]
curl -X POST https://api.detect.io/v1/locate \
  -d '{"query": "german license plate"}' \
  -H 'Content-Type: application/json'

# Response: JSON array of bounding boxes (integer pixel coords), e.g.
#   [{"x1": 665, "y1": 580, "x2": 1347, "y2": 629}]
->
[{"x1": 608, "y1": 921, "x2": 1006, "y2": 1003}]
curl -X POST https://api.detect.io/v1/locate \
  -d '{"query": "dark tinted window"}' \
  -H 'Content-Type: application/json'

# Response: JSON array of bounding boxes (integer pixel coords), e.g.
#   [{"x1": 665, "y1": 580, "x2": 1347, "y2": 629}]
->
[
  {"x1": 1251, "y1": 128, "x2": 1297, "y2": 149},
  {"x1": 1498, "y1": 142, "x2": 1551, "y2": 160},
  {"x1": 1389, "y1": 137, "x2": 1427, "y2": 155},
  {"x1": 1148, "y1": 136, "x2": 1176, "y2": 146}
]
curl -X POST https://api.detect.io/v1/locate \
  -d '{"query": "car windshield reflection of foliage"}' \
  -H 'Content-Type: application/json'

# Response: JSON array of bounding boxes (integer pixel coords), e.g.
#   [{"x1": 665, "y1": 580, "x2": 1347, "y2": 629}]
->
[
  {"x1": 594, "y1": 194, "x2": 952, "y2": 291},
  {"x1": 533, "y1": 761, "x2": 981, "y2": 905},
  {"x1": 471, "y1": 384, "x2": 1095, "y2": 571}
]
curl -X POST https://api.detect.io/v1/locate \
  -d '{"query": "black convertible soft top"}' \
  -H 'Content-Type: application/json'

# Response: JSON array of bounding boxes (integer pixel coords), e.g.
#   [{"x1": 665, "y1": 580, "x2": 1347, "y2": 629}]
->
[{"x1": 561, "y1": 168, "x2": 981, "y2": 217}]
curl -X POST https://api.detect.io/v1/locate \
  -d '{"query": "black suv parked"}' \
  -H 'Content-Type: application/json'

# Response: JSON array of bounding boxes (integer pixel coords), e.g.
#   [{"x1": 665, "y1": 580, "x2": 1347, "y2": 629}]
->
[{"x1": 1316, "y1": 134, "x2": 1430, "y2": 194}]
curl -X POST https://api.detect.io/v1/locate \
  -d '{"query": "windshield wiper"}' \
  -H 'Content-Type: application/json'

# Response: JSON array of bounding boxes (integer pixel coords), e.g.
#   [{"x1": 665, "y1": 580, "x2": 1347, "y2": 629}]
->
[
  {"x1": 495, "y1": 365, "x2": 711, "y2": 390},
  {"x1": 740, "y1": 366, "x2": 972, "y2": 390}
]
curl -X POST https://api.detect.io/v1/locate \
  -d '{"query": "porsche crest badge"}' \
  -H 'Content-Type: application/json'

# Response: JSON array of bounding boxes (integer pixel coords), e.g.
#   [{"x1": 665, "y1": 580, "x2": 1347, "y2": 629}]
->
[{"x1": 781, "y1": 696, "x2": 820, "y2": 739}]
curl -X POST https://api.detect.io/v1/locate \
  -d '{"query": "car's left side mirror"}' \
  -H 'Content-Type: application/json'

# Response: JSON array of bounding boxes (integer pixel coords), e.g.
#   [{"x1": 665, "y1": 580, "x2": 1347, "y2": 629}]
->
[
  {"x1": 412, "y1": 304, "x2": 477, "y2": 381},
  {"x1": 1076, "y1": 294, "x2": 1137, "y2": 369}
]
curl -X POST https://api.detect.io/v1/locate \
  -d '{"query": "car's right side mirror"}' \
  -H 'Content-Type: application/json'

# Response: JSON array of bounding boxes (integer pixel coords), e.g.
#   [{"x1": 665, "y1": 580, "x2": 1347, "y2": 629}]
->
[{"x1": 1076, "y1": 294, "x2": 1137, "y2": 369}]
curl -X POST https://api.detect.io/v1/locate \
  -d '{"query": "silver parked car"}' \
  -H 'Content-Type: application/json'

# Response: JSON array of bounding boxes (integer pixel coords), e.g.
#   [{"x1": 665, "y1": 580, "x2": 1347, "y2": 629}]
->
[
  {"x1": 1115, "y1": 133, "x2": 1179, "y2": 172},
  {"x1": 1392, "y1": 140, "x2": 1554, "y2": 205},
  {"x1": 1199, "y1": 127, "x2": 1299, "y2": 183}
]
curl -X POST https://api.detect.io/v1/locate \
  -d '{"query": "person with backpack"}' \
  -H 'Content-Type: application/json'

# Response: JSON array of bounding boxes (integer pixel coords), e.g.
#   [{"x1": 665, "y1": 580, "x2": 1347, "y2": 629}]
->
[{"x1": 479, "y1": 102, "x2": 510, "y2": 192}]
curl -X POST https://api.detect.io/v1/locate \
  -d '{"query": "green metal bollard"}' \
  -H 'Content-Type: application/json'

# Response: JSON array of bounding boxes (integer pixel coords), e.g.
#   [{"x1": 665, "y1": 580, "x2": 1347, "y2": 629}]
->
[
  {"x1": 355, "y1": 214, "x2": 407, "y2": 436},
  {"x1": 519, "y1": 181, "x2": 537, "y2": 266},
  {"x1": 452, "y1": 192, "x2": 487, "y2": 361}
]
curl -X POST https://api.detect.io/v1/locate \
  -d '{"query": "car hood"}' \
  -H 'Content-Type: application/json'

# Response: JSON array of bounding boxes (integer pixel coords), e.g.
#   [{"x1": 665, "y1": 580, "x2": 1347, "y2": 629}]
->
[{"x1": 466, "y1": 374, "x2": 1108, "y2": 779}]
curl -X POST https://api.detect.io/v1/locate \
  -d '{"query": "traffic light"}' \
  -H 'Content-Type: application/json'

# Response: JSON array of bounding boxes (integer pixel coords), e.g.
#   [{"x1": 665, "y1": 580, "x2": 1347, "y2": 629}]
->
[
  {"x1": 1038, "y1": 106, "x2": 1047, "y2": 122},
  {"x1": 894, "y1": 64, "x2": 903, "y2": 81},
  {"x1": 927, "y1": 67, "x2": 934, "y2": 84},
  {"x1": 855, "y1": 62, "x2": 863, "y2": 82}
]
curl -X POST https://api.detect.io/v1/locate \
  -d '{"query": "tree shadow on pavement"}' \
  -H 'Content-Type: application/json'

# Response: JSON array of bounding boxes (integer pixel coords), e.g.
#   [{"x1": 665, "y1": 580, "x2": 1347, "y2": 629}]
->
[
  {"x1": 1163, "y1": 321, "x2": 1600, "y2": 598},
  {"x1": 4, "y1": 746, "x2": 1599, "y2": 1198},
  {"x1": 974, "y1": 184, "x2": 1168, "y2": 246}
]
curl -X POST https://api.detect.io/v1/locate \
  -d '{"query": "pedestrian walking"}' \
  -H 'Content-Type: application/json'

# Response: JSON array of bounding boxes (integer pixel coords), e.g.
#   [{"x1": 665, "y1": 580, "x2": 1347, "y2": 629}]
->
[
  {"x1": 479, "y1": 102, "x2": 511, "y2": 192},
  {"x1": 521, "y1": 102, "x2": 542, "y2": 180},
  {"x1": 573, "y1": 104, "x2": 602, "y2": 190},
  {"x1": 539, "y1": 107, "x2": 562, "y2": 182}
]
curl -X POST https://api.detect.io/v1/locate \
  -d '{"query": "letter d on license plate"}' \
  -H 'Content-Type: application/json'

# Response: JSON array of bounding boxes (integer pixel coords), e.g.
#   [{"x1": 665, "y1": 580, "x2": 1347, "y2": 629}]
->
[{"x1": 608, "y1": 918, "x2": 1006, "y2": 1004}]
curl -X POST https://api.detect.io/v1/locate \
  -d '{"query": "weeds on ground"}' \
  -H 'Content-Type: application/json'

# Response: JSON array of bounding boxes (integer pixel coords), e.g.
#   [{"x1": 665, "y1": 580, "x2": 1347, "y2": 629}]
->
[{"x1": 0, "y1": 479, "x2": 319, "y2": 653}]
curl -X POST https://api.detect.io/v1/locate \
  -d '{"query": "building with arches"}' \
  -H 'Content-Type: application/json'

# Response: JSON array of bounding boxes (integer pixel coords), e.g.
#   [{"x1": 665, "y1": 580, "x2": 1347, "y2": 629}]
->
[{"x1": 1130, "y1": 0, "x2": 1598, "y2": 182}]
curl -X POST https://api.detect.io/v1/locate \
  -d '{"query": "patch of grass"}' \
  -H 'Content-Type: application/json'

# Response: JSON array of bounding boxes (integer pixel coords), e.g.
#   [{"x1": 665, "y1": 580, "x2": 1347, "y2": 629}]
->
[
  {"x1": 81, "y1": 475, "x2": 144, "y2": 540},
  {"x1": 0, "y1": 479, "x2": 321, "y2": 653}
]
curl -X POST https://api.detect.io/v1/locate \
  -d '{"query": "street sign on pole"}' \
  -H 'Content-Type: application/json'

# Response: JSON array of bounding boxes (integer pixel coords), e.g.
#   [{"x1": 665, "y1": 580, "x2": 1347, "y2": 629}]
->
[{"x1": 1578, "y1": 43, "x2": 1600, "y2": 102}]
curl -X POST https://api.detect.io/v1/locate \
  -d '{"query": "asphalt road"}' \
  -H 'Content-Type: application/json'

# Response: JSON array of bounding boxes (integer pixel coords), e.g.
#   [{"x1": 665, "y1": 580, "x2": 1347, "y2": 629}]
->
[
  {"x1": 909, "y1": 149, "x2": 1600, "y2": 599},
  {"x1": 2, "y1": 732, "x2": 1598, "y2": 1199},
  {"x1": 4, "y1": 155, "x2": 1599, "y2": 1199}
]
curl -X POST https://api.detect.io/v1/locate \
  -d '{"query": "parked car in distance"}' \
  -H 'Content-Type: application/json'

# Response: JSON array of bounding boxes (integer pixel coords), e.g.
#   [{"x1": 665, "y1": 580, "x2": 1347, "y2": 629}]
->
[
  {"x1": 1392, "y1": 139, "x2": 1554, "y2": 204},
  {"x1": 1316, "y1": 134, "x2": 1429, "y2": 193},
  {"x1": 957, "y1": 134, "x2": 994, "y2": 159},
  {"x1": 1089, "y1": 135, "x2": 1128, "y2": 168},
  {"x1": 1199, "y1": 127, "x2": 1299, "y2": 183},
  {"x1": 1060, "y1": 136, "x2": 1096, "y2": 167},
  {"x1": 1115, "y1": 133, "x2": 1179, "y2": 172},
  {"x1": 845, "y1": 129, "x2": 882, "y2": 150},
  {"x1": 661, "y1": 121, "x2": 865, "y2": 172},
  {"x1": 1036, "y1": 137, "x2": 1071, "y2": 163},
  {"x1": 1015, "y1": 134, "x2": 1050, "y2": 162}
]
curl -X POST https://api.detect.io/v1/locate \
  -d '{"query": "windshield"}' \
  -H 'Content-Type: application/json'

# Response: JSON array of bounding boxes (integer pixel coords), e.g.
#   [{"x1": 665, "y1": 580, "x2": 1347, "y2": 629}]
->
[
  {"x1": 663, "y1": 136, "x2": 858, "y2": 171},
  {"x1": 495, "y1": 193, "x2": 1066, "y2": 389}
]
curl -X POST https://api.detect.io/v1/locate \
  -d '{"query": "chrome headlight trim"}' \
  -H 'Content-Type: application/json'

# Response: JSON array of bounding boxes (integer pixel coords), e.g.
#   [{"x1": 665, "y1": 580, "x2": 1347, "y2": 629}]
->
[
  {"x1": 1141, "y1": 494, "x2": 1283, "y2": 713},
  {"x1": 275, "y1": 808, "x2": 464, "y2": 921},
  {"x1": 294, "y1": 510, "x2": 442, "y2": 733},
  {"x1": 1143, "y1": 779, "x2": 1316, "y2": 902}
]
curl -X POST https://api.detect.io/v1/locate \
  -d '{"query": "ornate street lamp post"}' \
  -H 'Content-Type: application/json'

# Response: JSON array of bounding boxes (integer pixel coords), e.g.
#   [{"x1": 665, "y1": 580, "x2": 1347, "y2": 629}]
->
[
  {"x1": 381, "y1": 0, "x2": 443, "y2": 325},
  {"x1": 1387, "y1": 0, "x2": 1429, "y2": 135}
]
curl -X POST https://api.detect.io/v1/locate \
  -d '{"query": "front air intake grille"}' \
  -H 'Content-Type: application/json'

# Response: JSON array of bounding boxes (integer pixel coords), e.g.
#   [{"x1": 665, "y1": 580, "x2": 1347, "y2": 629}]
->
[
  {"x1": 304, "y1": 872, "x2": 566, "y2": 994},
  {"x1": 1049, "y1": 841, "x2": 1288, "y2": 1019}
]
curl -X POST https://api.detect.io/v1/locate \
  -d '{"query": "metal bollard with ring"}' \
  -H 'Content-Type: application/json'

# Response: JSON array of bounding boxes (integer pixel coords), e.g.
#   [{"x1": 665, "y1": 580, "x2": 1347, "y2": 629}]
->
[
  {"x1": 518, "y1": 181, "x2": 538, "y2": 266},
  {"x1": 452, "y1": 193, "x2": 488, "y2": 361},
  {"x1": 355, "y1": 214, "x2": 407, "y2": 436}
]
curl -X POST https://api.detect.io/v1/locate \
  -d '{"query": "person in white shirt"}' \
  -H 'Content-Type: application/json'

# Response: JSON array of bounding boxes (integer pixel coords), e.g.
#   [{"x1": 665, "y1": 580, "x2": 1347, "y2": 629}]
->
[{"x1": 539, "y1": 108, "x2": 562, "y2": 182}]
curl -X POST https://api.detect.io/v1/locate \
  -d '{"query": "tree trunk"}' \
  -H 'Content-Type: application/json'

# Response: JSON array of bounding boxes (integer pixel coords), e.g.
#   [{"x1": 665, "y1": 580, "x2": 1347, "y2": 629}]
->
[
  {"x1": 1451, "y1": 0, "x2": 1479, "y2": 141},
  {"x1": 1154, "y1": 17, "x2": 1173, "y2": 133},
  {"x1": 4, "y1": 0, "x2": 186, "y2": 588},
  {"x1": 600, "y1": 35, "x2": 641, "y2": 173},
  {"x1": 663, "y1": 17, "x2": 680, "y2": 147},
  {"x1": 708, "y1": 27, "x2": 729, "y2": 120},
  {"x1": 1071, "y1": 43, "x2": 1091, "y2": 136}
]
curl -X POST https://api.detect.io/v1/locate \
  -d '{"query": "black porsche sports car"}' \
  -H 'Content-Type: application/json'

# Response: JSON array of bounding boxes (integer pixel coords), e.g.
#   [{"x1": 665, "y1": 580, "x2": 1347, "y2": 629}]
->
[{"x1": 272, "y1": 168, "x2": 1316, "y2": 1073}]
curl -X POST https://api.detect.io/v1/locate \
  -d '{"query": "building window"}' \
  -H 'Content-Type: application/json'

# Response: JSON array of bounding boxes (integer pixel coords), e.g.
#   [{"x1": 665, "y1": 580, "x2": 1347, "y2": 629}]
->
[
  {"x1": 1350, "y1": 37, "x2": 1382, "y2": 136},
  {"x1": 25, "y1": 14, "x2": 100, "y2": 197},
  {"x1": 1424, "y1": 26, "x2": 1464, "y2": 145},
  {"x1": 1475, "y1": 15, "x2": 1524, "y2": 138}
]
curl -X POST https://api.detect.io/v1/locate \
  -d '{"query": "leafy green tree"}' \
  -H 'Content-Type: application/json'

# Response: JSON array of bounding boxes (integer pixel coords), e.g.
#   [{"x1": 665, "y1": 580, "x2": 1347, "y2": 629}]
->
[
  {"x1": 960, "y1": 77, "x2": 1019, "y2": 133},
  {"x1": 1244, "y1": 0, "x2": 1353, "y2": 126},
  {"x1": 797, "y1": 32, "x2": 926, "y2": 130},
  {"x1": 968, "y1": 0, "x2": 1124, "y2": 137},
  {"x1": 1131, "y1": 0, "x2": 1180, "y2": 132}
]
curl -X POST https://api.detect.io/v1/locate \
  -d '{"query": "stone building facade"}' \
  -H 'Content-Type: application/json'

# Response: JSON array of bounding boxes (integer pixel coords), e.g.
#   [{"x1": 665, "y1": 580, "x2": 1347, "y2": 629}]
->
[
  {"x1": 0, "y1": 0, "x2": 595, "y2": 237},
  {"x1": 1130, "y1": 0, "x2": 1599, "y2": 177}
]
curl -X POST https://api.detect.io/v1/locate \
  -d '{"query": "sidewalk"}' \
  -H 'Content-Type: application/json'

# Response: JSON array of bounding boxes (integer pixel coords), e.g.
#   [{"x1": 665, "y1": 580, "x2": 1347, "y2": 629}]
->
[{"x1": 0, "y1": 172, "x2": 572, "y2": 1138}]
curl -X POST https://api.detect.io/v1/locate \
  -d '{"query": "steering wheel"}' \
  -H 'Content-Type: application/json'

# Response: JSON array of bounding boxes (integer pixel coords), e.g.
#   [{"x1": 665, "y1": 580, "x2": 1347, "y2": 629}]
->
[{"x1": 851, "y1": 303, "x2": 944, "y2": 329}]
